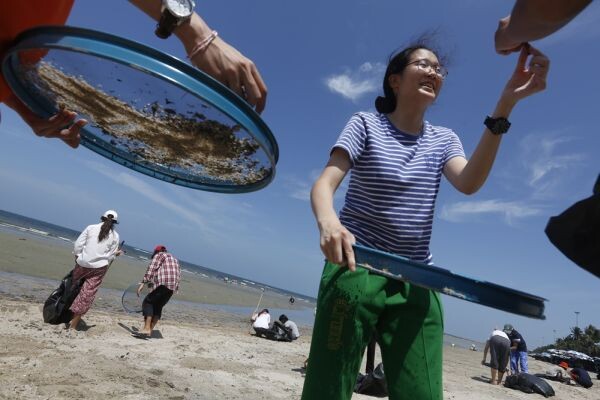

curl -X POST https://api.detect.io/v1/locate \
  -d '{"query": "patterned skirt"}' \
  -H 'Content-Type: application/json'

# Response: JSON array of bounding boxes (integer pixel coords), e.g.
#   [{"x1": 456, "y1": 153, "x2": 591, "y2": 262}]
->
[{"x1": 69, "y1": 264, "x2": 109, "y2": 315}]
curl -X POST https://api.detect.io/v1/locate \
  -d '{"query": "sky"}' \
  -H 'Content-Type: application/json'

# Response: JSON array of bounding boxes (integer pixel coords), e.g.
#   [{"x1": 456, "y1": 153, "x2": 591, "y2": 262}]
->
[{"x1": 1, "y1": 0, "x2": 599, "y2": 348}]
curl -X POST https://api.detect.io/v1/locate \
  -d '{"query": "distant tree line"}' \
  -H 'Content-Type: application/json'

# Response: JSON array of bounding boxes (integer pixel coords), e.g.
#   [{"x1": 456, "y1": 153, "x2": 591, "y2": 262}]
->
[{"x1": 534, "y1": 324, "x2": 600, "y2": 357}]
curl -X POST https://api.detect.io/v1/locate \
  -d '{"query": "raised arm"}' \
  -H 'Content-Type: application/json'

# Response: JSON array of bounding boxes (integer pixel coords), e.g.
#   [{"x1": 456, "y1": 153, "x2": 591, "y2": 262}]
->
[
  {"x1": 311, "y1": 148, "x2": 356, "y2": 270},
  {"x1": 128, "y1": 0, "x2": 267, "y2": 113},
  {"x1": 495, "y1": 0, "x2": 592, "y2": 54},
  {"x1": 444, "y1": 45, "x2": 549, "y2": 194}
]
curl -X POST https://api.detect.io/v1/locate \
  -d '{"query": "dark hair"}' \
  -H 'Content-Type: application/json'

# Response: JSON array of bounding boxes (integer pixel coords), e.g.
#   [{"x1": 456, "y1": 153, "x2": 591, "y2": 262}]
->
[
  {"x1": 375, "y1": 32, "x2": 448, "y2": 114},
  {"x1": 260, "y1": 308, "x2": 269, "y2": 315},
  {"x1": 279, "y1": 314, "x2": 288, "y2": 323},
  {"x1": 98, "y1": 216, "x2": 116, "y2": 242}
]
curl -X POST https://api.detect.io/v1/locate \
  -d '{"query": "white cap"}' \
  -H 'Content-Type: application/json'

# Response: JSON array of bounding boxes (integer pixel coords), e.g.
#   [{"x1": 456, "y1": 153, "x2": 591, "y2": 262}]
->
[{"x1": 102, "y1": 210, "x2": 119, "y2": 223}]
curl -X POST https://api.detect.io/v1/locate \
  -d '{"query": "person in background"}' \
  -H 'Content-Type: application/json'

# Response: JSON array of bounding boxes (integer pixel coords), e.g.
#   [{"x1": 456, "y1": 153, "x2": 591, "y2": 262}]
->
[
  {"x1": 481, "y1": 328, "x2": 511, "y2": 385},
  {"x1": 503, "y1": 324, "x2": 529, "y2": 374},
  {"x1": 0, "y1": 0, "x2": 267, "y2": 148},
  {"x1": 303, "y1": 31, "x2": 548, "y2": 399},
  {"x1": 494, "y1": 0, "x2": 592, "y2": 54},
  {"x1": 274, "y1": 314, "x2": 300, "y2": 341},
  {"x1": 137, "y1": 245, "x2": 180, "y2": 337},
  {"x1": 251, "y1": 308, "x2": 271, "y2": 337},
  {"x1": 68, "y1": 210, "x2": 122, "y2": 330},
  {"x1": 570, "y1": 365, "x2": 594, "y2": 388}
]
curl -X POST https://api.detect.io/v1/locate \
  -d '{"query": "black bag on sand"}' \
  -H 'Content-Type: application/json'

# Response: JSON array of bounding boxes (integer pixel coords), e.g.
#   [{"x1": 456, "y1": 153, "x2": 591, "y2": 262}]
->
[
  {"x1": 42, "y1": 270, "x2": 85, "y2": 325},
  {"x1": 354, "y1": 363, "x2": 388, "y2": 398},
  {"x1": 545, "y1": 174, "x2": 600, "y2": 278},
  {"x1": 505, "y1": 373, "x2": 555, "y2": 397}
]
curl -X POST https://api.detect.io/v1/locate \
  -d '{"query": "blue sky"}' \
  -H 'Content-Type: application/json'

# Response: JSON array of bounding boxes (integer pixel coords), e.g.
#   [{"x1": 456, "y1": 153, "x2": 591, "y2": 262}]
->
[{"x1": 1, "y1": 0, "x2": 599, "y2": 347}]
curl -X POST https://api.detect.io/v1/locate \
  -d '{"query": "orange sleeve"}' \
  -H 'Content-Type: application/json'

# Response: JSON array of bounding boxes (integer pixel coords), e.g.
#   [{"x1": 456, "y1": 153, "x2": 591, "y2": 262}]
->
[{"x1": 0, "y1": 0, "x2": 75, "y2": 102}]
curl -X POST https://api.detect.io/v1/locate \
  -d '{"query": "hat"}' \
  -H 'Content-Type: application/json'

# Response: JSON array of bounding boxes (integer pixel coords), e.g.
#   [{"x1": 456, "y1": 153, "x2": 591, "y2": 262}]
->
[
  {"x1": 154, "y1": 245, "x2": 166, "y2": 252},
  {"x1": 559, "y1": 361, "x2": 569, "y2": 369},
  {"x1": 503, "y1": 323, "x2": 513, "y2": 333},
  {"x1": 102, "y1": 210, "x2": 118, "y2": 223}
]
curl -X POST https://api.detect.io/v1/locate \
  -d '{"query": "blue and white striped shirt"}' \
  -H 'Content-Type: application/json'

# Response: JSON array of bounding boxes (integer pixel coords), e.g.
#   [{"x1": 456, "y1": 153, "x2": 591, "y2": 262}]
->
[{"x1": 335, "y1": 112, "x2": 465, "y2": 263}]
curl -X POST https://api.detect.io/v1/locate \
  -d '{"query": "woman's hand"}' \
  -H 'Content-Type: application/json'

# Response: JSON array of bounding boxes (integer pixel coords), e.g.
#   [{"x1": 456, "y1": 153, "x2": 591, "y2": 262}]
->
[
  {"x1": 5, "y1": 93, "x2": 86, "y2": 148},
  {"x1": 318, "y1": 217, "x2": 356, "y2": 271},
  {"x1": 136, "y1": 283, "x2": 145, "y2": 297},
  {"x1": 501, "y1": 44, "x2": 549, "y2": 104},
  {"x1": 190, "y1": 37, "x2": 267, "y2": 114}
]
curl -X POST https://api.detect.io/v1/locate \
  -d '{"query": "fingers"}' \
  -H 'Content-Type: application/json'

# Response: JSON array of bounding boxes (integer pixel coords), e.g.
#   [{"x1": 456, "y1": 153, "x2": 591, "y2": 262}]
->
[
  {"x1": 514, "y1": 45, "x2": 530, "y2": 73},
  {"x1": 228, "y1": 61, "x2": 267, "y2": 114},
  {"x1": 320, "y1": 227, "x2": 356, "y2": 271}
]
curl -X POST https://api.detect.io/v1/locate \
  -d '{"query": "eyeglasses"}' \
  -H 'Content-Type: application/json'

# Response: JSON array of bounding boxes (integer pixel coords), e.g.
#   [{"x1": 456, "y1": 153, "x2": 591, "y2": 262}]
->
[{"x1": 407, "y1": 59, "x2": 448, "y2": 79}]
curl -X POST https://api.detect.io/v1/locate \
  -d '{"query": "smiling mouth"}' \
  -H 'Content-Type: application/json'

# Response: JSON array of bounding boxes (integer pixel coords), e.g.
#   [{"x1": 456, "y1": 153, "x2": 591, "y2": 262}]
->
[{"x1": 419, "y1": 81, "x2": 436, "y2": 92}]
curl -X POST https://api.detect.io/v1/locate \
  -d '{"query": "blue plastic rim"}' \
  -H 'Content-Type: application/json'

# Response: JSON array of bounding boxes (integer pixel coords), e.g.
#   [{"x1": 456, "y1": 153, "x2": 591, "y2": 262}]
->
[
  {"x1": 2, "y1": 26, "x2": 278, "y2": 193},
  {"x1": 353, "y1": 244, "x2": 546, "y2": 319}
]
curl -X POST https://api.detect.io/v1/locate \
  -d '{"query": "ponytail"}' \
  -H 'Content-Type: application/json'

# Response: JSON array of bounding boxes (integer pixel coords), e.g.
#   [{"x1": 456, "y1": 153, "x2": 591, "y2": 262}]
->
[{"x1": 98, "y1": 217, "x2": 115, "y2": 242}]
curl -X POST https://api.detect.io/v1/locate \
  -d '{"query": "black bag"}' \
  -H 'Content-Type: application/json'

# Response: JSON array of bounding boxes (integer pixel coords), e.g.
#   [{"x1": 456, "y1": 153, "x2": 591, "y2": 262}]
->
[
  {"x1": 42, "y1": 270, "x2": 85, "y2": 324},
  {"x1": 354, "y1": 363, "x2": 388, "y2": 397},
  {"x1": 505, "y1": 373, "x2": 555, "y2": 397},
  {"x1": 545, "y1": 174, "x2": 600, "y2": 278}
]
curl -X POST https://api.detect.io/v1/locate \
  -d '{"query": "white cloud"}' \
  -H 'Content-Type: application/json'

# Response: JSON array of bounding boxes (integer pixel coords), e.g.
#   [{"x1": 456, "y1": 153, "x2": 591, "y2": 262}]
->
[
  {"x1": 518, "y1": 134, "x2": 586, "y2": 197},
  {"x1": 440, "y1": 199, "x2": 542, "y2": 224},
  {"x1": 83, "y1": 160, "x2": 210, "y2": 229},
  {"x1": 325, "y1": 62, "x2": 385, "y2": 101}
]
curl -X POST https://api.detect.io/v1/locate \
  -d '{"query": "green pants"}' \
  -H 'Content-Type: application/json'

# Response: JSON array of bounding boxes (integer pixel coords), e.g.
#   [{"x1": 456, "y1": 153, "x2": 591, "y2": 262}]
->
[{"x1": 301, "y1": 262, "x2": 444, "y2": 400}]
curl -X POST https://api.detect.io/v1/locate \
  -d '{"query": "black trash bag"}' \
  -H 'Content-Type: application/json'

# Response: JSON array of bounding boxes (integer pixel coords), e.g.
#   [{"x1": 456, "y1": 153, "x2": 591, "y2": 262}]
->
[
  {"x1": 43, "y1": 270, "x2": 85, "y2": 325},
  {"x1": 505, "y1": 373, "x2": 555, "y2": 397},
  {"x1": 545, "y1": 174, "x2": 600, "y2": 278},
  {"x1": 570, "y1": 367, "x2": 593, "y2": 388},
  {"x1": 354, "y1": 362, "x2": 388, "y2": 398}
]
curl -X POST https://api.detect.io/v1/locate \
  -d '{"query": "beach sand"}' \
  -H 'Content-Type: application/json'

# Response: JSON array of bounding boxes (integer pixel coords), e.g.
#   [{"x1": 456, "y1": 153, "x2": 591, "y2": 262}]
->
[{"x1": 1, "y1": 230, "x2": 598, "y2": 399}]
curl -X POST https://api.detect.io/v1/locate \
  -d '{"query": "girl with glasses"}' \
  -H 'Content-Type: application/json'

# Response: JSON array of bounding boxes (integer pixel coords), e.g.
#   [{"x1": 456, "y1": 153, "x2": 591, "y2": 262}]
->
[{"x1": 302, "y1": 35, "x2": 549, "y2": 400}]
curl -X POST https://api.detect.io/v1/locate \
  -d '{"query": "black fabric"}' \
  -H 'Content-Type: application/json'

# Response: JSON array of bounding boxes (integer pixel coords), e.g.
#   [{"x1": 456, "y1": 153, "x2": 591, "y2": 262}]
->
[
  {"x1": 42, "y1": 270, "x2": 85, "y2": 324},
  {"x1": 504, "y1": 373, "x2": 555, "y2": 397},
  {"x1": 571, "y1": 368, "x2": 593, "y2": 388},
  {"x1": 354, "y1": 363, "x2": 388, "y2": 397},
  {"x1": 545, "y1": 174, "x2": 600, "y2": 278},
  {"x1": 142, "y1": 285, "x2": 173, "y2": 319},
  {"x1": 508, "y1": 329, "x2": 528, "y2": 352},
  {"x1": 253, "y1": 325, "x2": 292, "y2": 342}
]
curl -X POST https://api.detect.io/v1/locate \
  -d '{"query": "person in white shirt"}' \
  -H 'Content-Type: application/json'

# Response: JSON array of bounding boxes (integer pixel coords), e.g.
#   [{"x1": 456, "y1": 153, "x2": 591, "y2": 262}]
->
[
  {"x1": 481, "y1": 329, "x2": 511, "y2": 384},
  {"x1": 251, "y1": 308, "x2": 271, "y2": 336},
  {"x1": 68, "y1": 210, "x2": 122, "y2": 330}
]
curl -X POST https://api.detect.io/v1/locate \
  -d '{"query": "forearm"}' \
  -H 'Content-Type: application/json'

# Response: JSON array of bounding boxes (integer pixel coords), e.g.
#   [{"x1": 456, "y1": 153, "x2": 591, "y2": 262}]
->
[
  {"x1": 505, "y1": 0, "x2": 592, "y2": 43},
  {"x1": 311, "y1": 178, "x2": 339, "y2": 231},
  {"x1": 457, "y1": 99, "x2": 516, "y2": 194}
]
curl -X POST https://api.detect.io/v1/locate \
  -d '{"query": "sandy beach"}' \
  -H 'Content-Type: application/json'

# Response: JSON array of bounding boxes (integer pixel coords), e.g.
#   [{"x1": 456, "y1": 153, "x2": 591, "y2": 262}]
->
[{"x1": 0, "y1": 229, "x2": 598, "y2": 399}]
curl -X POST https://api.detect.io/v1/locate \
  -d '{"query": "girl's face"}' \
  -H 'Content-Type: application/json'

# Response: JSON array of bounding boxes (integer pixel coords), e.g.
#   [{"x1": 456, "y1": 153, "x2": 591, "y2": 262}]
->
[{"x1": 389, "y1": 49, "x2": 444, "y2": 106}]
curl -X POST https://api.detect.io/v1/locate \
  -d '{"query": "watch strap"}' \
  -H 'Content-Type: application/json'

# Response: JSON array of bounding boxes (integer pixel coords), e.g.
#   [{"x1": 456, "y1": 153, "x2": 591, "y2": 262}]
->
[{"x1": 484, "y1": 116, "x2": 511, "y2": 135}]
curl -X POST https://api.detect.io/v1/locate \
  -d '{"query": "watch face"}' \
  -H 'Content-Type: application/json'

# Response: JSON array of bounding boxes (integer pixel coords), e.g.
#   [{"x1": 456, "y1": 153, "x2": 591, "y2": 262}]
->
[{"x1": 165, "y1": 0, "x2": 194, "y2": 18}]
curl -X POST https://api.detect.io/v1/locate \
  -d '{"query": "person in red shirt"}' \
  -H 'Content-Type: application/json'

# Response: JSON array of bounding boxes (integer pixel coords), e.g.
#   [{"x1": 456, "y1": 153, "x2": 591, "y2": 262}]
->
[
  {"x1": 136, "y1": 245, "x2": 181, "y2": 337},
  {"x1": 1, "y1": 0, "x2": 267, "y2": 148}
]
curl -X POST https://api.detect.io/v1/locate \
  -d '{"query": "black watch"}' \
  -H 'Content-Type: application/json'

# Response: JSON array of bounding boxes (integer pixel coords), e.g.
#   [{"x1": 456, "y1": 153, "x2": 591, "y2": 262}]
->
[
  {"x1": 155, "y1": 0, "x2": 195, "y2": 39},
  {"x1": 484, "y1": 116, "x2": 511, "y2": 135}
]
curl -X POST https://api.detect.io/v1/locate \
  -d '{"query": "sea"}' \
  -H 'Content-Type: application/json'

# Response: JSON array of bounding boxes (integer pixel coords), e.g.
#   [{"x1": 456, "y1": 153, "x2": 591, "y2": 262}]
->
[{"x1": 0, "y1": 209, "x2": 484, "y2": 349}]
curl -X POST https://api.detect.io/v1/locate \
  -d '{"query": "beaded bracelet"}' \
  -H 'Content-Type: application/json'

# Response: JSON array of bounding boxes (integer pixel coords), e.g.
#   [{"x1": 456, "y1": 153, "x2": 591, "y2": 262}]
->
[{"x1": 187, "y1": 30, "x2": 218, "y2": 60}]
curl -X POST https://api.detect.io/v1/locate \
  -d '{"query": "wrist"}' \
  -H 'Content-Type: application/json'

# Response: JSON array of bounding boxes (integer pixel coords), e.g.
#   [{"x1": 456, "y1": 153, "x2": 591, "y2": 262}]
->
[
  {"x1": 492, "y1": 97, "x2": 516, "y2": 118},
  {"x1": 175, "y1": 13, "x2": 213, "y2": 54}
]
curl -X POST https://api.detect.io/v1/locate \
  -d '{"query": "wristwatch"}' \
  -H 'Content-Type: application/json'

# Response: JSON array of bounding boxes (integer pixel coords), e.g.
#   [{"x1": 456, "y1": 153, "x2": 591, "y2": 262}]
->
[
  {"x1": 484, "y1": 116, "x2": 511, "y2": 135},
  {"x1": 155, "y1": 0, "x2": 195, "y2": 39}
]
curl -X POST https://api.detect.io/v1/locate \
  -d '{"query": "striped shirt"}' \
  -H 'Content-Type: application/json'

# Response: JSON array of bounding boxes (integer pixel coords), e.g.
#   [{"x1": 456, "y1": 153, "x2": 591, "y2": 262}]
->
[
  {"x1": 335, "y1": 112, "x2": 465, "y2": 263},
  {"x1": 142, "y1": 252, "x2": 181, "y2": 292}
]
